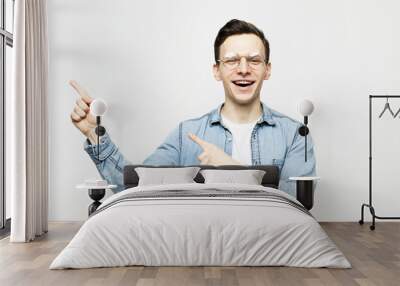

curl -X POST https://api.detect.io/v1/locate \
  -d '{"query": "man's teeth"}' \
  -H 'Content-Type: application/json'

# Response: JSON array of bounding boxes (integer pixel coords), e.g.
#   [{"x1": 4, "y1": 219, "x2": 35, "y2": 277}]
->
[{"x1": 233, "y1": 80, "x2": 254, "y2": 87}]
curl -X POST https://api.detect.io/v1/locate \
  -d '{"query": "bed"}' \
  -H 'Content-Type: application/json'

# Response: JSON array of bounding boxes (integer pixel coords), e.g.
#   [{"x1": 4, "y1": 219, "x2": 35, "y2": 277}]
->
[{"x1": 50, "y1": 165, "x2": 351, "y2": 269}]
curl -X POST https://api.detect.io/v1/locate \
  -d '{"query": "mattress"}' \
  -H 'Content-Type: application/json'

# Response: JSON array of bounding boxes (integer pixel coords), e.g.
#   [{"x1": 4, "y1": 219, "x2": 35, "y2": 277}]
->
[{"x1": 50, "y1": 183, "x2": 351, "y2": 269}]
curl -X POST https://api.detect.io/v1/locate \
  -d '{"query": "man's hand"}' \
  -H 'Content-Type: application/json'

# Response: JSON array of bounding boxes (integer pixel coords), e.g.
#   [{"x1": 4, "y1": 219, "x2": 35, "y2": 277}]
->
[
  {"x1": 69, "y1": 80, "x2": 97, "y2": 143},
  {"x1": 188, "y1": 133, "x2": 241, "y2": 165}
]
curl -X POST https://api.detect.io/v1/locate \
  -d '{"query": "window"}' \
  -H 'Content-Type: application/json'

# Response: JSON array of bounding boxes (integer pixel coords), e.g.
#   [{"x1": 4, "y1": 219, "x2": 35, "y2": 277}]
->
[{"x1": 0, "y1": 0, "x2": 14, "y2": 236}]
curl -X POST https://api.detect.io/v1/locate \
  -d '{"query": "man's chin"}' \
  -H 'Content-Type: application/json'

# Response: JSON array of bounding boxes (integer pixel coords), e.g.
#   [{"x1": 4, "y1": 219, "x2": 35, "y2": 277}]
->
[{"x1": 229, "y1": 93, "x2": 258, "y2": 105}]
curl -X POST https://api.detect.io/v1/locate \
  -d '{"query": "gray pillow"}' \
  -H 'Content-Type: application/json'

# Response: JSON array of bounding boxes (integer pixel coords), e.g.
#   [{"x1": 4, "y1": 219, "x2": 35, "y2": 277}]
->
[
  {"x1": 200, "y1": 169, "x2": 266, "y2": 185},
  {"x1": 135, "y1": 167, "x2": 201, "y2": 186}
]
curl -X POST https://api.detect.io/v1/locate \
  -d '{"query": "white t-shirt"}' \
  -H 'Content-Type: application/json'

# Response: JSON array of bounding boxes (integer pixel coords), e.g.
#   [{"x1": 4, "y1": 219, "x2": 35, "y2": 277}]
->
[{"x1": 221, "y1": 115, "x2": 260, "y2": 165}]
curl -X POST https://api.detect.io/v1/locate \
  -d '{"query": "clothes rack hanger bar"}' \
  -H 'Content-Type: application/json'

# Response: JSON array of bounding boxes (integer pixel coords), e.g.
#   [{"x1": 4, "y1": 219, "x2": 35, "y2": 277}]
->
[{"x1": 370, "y1": 95, "x2": 400, "y2": 98}]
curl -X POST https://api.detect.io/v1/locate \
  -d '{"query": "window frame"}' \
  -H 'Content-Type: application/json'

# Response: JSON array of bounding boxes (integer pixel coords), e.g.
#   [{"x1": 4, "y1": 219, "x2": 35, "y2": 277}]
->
[{"x1": 0, "y1": 0, "x2": 14, "y2": 235}]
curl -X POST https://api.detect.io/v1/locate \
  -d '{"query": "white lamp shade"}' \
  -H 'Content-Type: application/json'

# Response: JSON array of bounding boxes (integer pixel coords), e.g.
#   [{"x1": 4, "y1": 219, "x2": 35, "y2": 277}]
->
[
  {"x1": 90, "y1": 99, "x2": 107, "y2": 116},
  {"x1": 298, "y1": 99, "x2": 314, "y2": 116}
]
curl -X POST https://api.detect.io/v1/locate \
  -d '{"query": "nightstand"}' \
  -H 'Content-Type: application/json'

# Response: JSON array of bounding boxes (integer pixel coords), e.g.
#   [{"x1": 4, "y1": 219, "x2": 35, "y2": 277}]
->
[
  {"x1": 76, "y1": 183, "x2": 117, "y2": 216},
  {"x1": 289, "y1": 177, "x2": 320, "y2": 210}
]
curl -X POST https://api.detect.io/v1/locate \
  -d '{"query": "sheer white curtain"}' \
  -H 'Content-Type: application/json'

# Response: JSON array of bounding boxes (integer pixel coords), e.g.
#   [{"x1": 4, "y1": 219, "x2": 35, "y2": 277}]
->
[{"x1": 9, "y1": 0, "x2": 48, "y2": 242}]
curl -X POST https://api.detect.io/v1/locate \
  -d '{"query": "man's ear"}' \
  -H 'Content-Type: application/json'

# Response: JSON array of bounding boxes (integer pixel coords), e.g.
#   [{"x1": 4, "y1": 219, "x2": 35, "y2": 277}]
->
[
  {"x1": 213, "y1": 64, "x2": 222, "y2": 81},
  {"x1": 264, "y1": 62, "x2": 272, "y2": 80}
]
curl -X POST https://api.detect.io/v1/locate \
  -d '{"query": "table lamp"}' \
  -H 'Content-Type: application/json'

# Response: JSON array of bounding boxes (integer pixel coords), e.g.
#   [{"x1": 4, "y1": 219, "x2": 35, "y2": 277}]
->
[
  {"x1": 298, "y1": 99, "x2": 314, "y2": 162},
  {"x1": 78, "y1": 98, "x2": 113, "y2": 216}
]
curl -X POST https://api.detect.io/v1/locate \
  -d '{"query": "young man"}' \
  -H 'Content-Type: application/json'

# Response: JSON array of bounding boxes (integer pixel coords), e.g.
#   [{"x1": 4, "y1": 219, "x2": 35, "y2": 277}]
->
[{"x1": 70, "y1": 19, "x2": 316, "y2": 196}]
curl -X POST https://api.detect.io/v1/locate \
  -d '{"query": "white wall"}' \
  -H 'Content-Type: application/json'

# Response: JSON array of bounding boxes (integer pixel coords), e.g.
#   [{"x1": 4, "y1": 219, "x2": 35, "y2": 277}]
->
[{"x1": 48, "y1": 0, "x2": 400, "y2": 221}]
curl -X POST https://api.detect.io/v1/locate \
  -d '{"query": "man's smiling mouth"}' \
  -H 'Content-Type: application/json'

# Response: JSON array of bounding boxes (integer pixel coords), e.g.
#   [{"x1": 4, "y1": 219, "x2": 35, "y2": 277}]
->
[{"x1": 232, "y1": 80, "x2": 255, "y2": 87}]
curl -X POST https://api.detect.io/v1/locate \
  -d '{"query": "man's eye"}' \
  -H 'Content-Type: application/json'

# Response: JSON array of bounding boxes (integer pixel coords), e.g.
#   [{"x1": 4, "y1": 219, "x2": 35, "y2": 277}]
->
[
  {"x1": 225, "y1": 59, "x2": 239, "y2": 65},
  {"x1": 249, "y1": 59, "x2": 263, "y2": 65}
]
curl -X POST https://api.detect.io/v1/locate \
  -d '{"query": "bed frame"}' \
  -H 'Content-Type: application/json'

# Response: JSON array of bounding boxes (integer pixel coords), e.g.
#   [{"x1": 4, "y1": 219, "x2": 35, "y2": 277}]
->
[{"x1": 123, "y1": 165, "x2": 314, "y2": 210}]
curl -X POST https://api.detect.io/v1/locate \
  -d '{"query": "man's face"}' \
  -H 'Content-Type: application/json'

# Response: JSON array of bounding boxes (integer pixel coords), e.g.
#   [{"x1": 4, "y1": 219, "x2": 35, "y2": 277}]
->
[{"x1": 213, "y1": 34, "x2": 271, "y2": 105}]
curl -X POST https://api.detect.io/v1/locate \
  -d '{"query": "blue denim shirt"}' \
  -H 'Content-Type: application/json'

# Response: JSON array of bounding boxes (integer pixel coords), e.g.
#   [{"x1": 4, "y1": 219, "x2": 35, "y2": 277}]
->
[{"x1": 84, "y1": 102, "x2": 316, "y2": 197}]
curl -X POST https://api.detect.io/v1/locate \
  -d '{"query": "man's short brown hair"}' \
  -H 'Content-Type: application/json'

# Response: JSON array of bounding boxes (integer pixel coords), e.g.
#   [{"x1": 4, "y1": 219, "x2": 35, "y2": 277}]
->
[{"x1": 214, "y1": 19, "x2": 270, "y2": 64}]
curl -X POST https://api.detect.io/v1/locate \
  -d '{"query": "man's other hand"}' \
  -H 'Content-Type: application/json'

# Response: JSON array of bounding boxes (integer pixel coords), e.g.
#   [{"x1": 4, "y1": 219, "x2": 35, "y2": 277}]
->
[
  {"x1": 69, "y1": 80, "x2": 97, "y2": 143},
  {"x1": 188, "y1": 133, "x2": 241, "y2": 166}
]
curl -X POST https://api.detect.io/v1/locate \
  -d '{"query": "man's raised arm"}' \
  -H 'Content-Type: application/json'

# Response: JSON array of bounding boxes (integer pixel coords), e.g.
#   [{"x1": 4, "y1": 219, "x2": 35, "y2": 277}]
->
[{"x1": 69, "y1": 80, "x2": 183, "y2": 192}]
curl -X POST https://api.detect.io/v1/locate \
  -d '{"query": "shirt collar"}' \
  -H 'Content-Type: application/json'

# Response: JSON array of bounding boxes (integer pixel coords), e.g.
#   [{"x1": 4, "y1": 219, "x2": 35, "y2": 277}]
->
[{"x1": 209, "y1": 102, "x2": 276, "y2": 126}]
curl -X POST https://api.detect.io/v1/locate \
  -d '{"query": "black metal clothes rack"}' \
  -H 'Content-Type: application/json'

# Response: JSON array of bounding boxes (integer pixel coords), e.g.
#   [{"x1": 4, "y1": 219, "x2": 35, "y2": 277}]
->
[{"x1": 359, "y1": 95, "x2": 400, "y2": 230}]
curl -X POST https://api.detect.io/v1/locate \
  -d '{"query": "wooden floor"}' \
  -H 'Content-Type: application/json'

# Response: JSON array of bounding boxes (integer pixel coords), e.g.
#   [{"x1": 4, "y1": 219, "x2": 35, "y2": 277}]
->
[{"x1": 0, "y1": 222, "x2": 399, "y2": 286}]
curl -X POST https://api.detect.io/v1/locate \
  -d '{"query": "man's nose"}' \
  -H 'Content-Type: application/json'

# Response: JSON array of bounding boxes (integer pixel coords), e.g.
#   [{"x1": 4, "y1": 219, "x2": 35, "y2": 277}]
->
[{"x1": 238, "y1": 58, "x2": 250, "y2": 74}]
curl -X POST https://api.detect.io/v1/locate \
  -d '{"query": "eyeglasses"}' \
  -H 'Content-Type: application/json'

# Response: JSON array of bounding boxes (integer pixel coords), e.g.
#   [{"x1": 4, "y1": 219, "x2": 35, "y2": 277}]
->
[{"x1": 217, "y1": 56, "x2": 267, "y2": 70}]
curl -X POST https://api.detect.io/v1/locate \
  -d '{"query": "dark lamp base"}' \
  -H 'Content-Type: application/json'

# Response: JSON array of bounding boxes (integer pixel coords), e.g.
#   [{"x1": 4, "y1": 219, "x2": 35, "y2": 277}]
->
[
  {"x1": 296, "y1": 180, "x2": 314, "y2": 210},
  {"x1": 88, "y1": 188, "x2": 106, "y2": 216}
]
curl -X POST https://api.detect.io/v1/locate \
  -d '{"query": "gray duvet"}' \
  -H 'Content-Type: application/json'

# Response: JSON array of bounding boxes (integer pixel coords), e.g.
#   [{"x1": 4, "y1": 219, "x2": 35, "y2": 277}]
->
[{"x1": 50, "y1": 183, "x2": 351, "y2": 269}]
